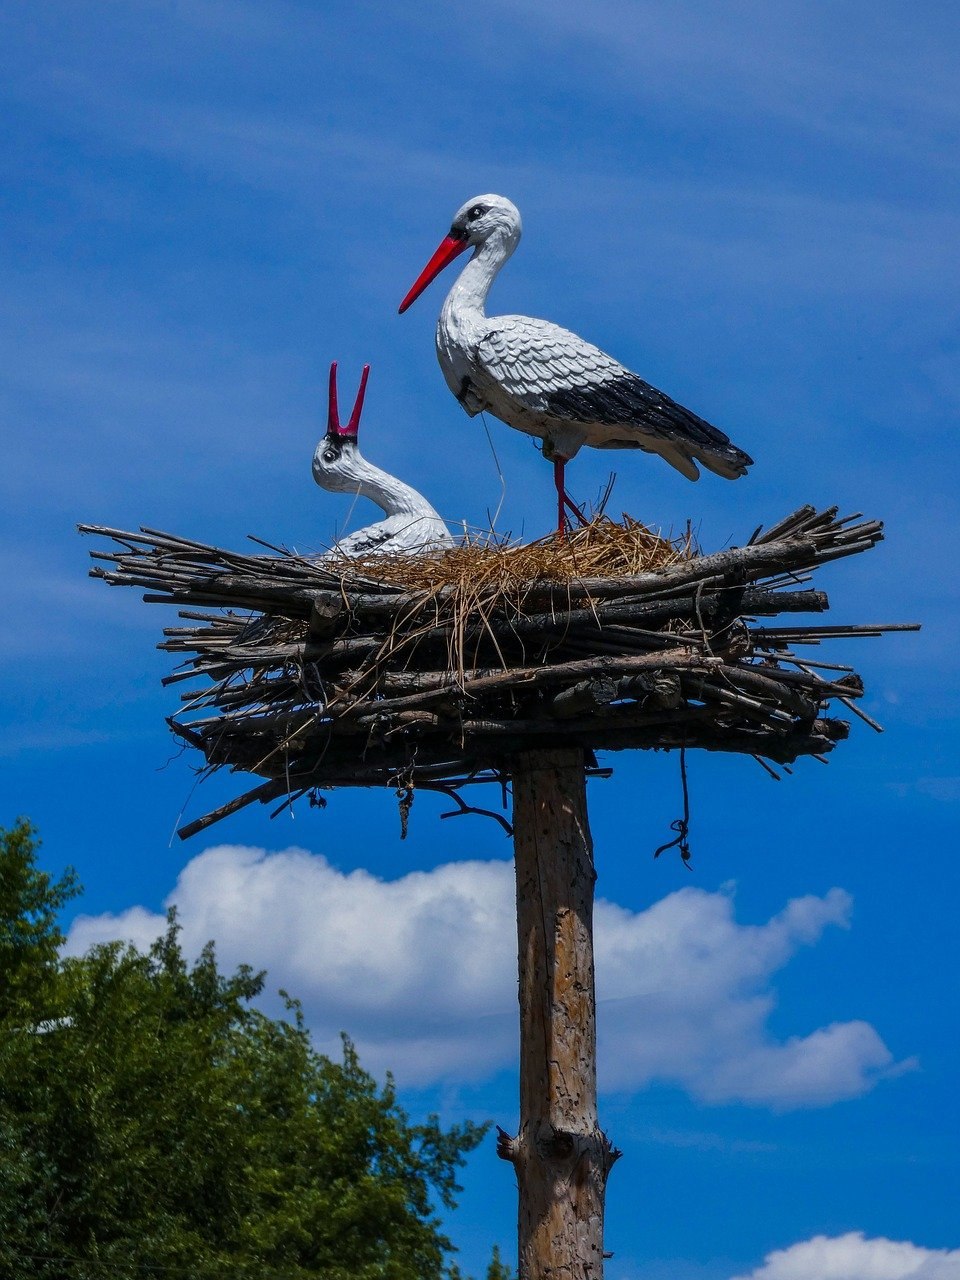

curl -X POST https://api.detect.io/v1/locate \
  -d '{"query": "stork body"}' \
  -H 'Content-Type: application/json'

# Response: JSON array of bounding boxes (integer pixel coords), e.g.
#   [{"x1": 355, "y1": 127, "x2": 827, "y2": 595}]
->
[
  {"x1": 313, "y1": 364, "x2": 453, "y2": 557},
  {"x1": 399, "y1": 195, "x2": 753, "y2": 531}
]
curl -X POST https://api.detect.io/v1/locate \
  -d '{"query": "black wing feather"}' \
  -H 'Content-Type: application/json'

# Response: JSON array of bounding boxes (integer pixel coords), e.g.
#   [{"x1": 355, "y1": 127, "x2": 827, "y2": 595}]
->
[{"x1": 545, "y1": 373, "x2": 752, "y2": 466}]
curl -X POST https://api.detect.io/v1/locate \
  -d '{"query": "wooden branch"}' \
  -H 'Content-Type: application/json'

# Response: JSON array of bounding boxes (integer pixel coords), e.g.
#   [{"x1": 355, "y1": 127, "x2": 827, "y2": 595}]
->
[
  {"x1": 78, "y1": 504, "x2": 915, "y2": 835},
  {"x1": 551, "y1": 678, "x2": 619, "y2": 719},
  {"x1": 176, "y1": 777, "x2": 287, "y2": 841}
]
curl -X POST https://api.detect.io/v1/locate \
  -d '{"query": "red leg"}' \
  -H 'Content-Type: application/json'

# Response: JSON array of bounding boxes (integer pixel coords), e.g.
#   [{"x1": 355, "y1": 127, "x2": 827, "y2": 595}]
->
[
  {"x1": 552, "y1": 457, "x2": 588, "y2": 536},
  {"x1": 554, "y1": 458, "x2": 567, "y2": 538}
]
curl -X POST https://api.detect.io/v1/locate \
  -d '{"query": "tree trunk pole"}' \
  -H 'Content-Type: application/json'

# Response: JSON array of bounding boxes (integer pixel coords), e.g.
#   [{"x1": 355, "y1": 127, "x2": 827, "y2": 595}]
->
[{"x1": 500, "y1": 748, "x2": 620, "y2": 1279}]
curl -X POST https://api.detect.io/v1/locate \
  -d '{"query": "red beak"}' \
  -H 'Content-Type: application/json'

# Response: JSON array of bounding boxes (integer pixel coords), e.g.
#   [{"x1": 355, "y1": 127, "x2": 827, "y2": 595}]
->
[
  {"x1": 398, "y1": 233, "x2": 470, "y2": 314},
  {"x1": 327, "y1": 361, "x2": 370, "y2": 438}
]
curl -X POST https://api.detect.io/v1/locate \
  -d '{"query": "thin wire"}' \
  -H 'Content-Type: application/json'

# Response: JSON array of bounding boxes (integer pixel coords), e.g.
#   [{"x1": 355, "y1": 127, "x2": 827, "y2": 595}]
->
[
  {"x1": 335, "y1": 482, "x2": 364, "y2": 547},
  {"x1": 167, "y1": 766, "x2": 206, "y2": 849},
  {"x1": 478, "y1": 410, "x2": 507, "y2": 532}
]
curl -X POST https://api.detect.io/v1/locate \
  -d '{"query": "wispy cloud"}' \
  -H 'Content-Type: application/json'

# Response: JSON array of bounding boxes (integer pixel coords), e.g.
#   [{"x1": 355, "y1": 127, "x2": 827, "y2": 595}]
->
[
  {"x1": 28, "y1": 80, "x2": 959, "y2": 305},
  {"x1": 486, "y1": 0, "x2": 960, "y2": 168},
  {"x1": 0, "y1": 547, "x2": 156, "y2": 659},
  {"x1": 889, "y1": 776, "x2": 960, "y2": 804}
]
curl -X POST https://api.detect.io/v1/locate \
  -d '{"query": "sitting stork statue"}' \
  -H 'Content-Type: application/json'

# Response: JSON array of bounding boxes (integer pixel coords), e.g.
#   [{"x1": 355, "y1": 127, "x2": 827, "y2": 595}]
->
[
  {"x1": 399, "y1": 194, "x2": 753, "y2": 535},
  {"x1": 313, "y1": 362, "x2": 454, "y2": 557}
]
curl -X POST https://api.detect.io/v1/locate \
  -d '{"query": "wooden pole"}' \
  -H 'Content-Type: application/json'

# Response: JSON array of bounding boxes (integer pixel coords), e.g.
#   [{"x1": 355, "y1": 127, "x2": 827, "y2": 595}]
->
[{"x1": 499, "y1": 748, "x2": 620, "y2": 1279}]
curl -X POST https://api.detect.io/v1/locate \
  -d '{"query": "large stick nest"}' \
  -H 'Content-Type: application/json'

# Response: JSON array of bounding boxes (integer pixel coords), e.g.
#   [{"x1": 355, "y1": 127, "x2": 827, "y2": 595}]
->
[{"x1": 80, "y1": 505, "x2": 916, "y2": 839}]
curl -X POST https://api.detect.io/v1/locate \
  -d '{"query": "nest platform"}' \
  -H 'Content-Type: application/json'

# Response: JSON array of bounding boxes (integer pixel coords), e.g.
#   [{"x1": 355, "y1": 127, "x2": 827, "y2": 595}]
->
[{"x1": 80, "y1": 505, "x2": 916, "y2": 838}]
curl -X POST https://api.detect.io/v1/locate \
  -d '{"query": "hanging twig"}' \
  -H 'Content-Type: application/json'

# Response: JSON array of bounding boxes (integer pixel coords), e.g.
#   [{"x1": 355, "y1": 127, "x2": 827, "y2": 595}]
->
[{"x1": 653, "y1": 745, "x2": 692, "y2": 867}]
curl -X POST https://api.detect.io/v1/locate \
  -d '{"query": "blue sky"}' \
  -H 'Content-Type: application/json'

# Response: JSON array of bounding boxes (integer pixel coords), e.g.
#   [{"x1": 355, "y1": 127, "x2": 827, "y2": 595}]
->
[{"x1": 2, "y1": 1, "x2": 959, "y2": 1276}]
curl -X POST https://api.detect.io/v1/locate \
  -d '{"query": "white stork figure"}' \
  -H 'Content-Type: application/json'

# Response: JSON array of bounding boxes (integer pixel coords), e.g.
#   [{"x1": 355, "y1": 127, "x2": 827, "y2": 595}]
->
[
  {"x1": 313, "y1": 362, "x2": 454, "y2": 557},
  {"x1": 399, "y1": 194, "x2": 753, "y2": 533}
]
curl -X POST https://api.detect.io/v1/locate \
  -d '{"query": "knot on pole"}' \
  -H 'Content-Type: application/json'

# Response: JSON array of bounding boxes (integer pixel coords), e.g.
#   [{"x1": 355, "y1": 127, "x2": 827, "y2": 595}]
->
[
  {"x1": 496, "y1": 1125, "x2": 519, "y2": 1164},
  {"x1": 541, "y1": 1128, "x2": 576, "y2": 1161}
]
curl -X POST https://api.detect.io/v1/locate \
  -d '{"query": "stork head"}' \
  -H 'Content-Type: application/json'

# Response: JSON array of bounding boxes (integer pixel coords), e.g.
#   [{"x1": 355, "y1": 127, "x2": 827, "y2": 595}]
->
[
  {"x1": 313, "y1": 362, "x2": 370, "y2": 491},
  {"x1": 398, "y1": 194, "x2": 522, "y2": 313}
]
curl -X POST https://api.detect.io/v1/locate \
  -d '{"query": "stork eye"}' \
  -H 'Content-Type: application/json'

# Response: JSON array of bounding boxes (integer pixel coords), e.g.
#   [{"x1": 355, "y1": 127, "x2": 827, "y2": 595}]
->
[
  {"x1": 467, "y1": 204, "x2": 487, "y2": 221},
  {"x1": 322, "y1": 448, "x2": 338, "y2": 463}
]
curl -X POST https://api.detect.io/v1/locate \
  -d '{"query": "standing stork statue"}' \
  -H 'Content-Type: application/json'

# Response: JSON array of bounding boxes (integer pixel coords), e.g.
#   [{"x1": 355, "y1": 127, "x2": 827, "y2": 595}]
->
[
  {"x1": 314, "y1": 362, "x2": 454, "y2": 556},
  {"x1": 399, "y1": 194, "x2": 753, "y2": 534}
]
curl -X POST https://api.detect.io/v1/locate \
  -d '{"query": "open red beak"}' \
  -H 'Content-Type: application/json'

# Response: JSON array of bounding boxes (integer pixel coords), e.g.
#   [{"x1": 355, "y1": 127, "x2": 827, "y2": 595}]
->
[
  {"x1": 327, "y1": 361, "x2": 370, "y2": 439},
  {"x1": 398, "y1": 233, "x2": 470, "y2": 314}
]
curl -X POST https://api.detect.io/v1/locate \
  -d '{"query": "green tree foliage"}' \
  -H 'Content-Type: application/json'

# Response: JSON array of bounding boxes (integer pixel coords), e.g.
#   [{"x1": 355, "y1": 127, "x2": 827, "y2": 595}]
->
[
  {"x1": 0, "y1": 821, "x2": 486, "y2": 1280},
  {"x1": 485, "y1": 1244, "x2": 516, "y2": 1279},
  {"x1": 0, "y1": 817, "x2": 79, "y2": 1021}
]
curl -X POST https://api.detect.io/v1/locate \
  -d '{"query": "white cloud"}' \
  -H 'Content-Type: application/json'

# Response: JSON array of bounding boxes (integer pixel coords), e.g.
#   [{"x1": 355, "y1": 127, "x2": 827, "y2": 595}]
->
[
  {"x1": 731, "y1": 1232, "x2": 960, "y2": 1280},
  {"x1": 67, "y1": 846, "x2": 910, "y2": 1105}
]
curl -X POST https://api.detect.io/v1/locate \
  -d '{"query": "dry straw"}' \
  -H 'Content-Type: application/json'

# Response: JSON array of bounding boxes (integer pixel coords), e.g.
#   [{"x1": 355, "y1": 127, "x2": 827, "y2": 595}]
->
[{"x1": 323, "y1": 515, "x2": 692, "y2": 682}]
